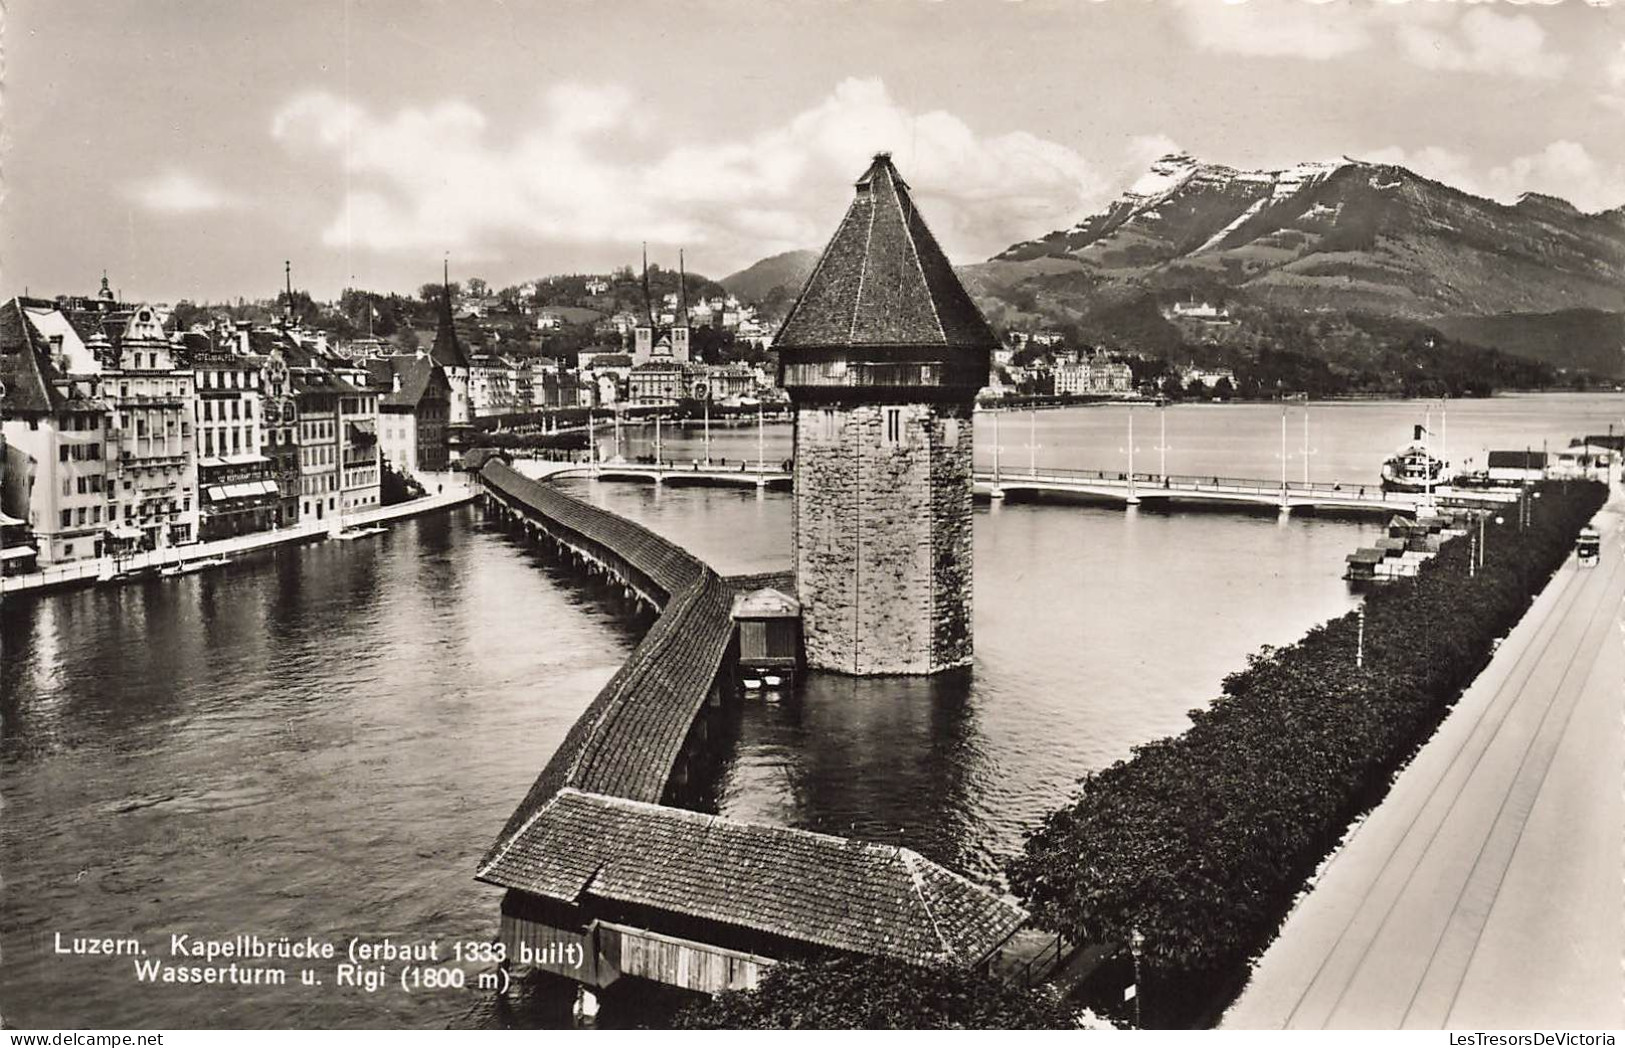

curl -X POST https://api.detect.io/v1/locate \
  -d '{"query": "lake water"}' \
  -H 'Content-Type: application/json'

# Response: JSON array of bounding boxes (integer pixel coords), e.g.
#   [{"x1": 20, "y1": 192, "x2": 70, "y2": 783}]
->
[{"x1": 3, "y1": 393, "x2": 1619, "y2": 1028}]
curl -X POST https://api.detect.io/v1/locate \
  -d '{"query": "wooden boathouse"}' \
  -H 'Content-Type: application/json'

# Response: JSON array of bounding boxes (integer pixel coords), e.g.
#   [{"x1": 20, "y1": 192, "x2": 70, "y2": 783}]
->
[{"x1": 476, "y1": 462, "x2": 1027, "y2": 997}]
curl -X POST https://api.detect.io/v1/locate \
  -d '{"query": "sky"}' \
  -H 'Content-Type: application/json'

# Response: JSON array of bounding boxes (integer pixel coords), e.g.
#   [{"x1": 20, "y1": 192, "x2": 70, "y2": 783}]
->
[{"x1": 4, "y1": 0, "x2": 1624, "y2": 303}]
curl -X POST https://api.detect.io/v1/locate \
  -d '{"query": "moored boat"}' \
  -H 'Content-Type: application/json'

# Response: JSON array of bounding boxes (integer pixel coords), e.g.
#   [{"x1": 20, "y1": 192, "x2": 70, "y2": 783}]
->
[{"x1": 1381, "y1": 425, "x2": 1447, "y2": 493}]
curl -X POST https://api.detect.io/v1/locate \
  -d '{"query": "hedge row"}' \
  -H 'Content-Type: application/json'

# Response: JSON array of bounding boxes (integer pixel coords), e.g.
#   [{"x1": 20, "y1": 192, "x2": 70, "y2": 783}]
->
[{"x1": 1007, "y1": 479, "x2": 1608, "y2": 1025}]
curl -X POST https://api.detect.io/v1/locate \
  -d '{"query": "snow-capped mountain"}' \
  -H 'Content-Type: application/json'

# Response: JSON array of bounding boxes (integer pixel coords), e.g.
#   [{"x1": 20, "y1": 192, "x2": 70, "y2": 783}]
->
[{"x1": 991, "y1": 152, "x2": 1625, "y2": 321}]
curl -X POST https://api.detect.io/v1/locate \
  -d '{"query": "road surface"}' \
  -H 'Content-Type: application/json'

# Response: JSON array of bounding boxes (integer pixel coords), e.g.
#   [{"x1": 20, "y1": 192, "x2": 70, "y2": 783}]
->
[{"x1": 1226, "y1": 481, "x2": 1624, "y2": 1029}]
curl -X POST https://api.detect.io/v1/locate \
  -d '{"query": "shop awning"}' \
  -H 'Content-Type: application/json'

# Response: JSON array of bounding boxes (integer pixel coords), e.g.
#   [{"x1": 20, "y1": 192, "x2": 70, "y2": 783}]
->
[
  {"x1": 204, "y1": 481, "x2": 280, "y2": 503},
  {"x1": 0, "y1": 511, "x2": 24, "y2": 527},
  {"x1": 0, "y1": 545, "x2": 37, "y2": 561},
  {"x1": 106, "y1": 524, "x2": 143, "y2": 541}
]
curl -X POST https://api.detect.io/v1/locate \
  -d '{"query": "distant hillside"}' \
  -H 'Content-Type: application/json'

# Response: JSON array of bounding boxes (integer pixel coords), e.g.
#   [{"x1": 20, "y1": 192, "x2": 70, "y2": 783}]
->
[
  {"x1": 721, "y1": 250, "x2": 817, "y2": 306},
  {"x1": 959, "y1": 152, "x2": 1625, "y2": 379},
  {"x1": 1432, "y1": 309, "x2": 1625, "y2": 378},
  {"x1": 991, "y1": 152, "x2": 1625, "y2": 321}
]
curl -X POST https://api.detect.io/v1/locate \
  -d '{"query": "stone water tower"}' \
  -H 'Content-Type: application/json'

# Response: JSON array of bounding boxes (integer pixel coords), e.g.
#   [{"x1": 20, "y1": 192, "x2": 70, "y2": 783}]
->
[{"x1": 776, "y1": 153, "x2": 996, "y2": 675}]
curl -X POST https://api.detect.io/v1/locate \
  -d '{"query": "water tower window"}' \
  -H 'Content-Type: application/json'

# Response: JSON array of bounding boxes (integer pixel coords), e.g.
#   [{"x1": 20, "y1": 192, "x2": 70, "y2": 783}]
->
[{"x1": 884, "y1": 406, "x2": 903, "y2": 445}]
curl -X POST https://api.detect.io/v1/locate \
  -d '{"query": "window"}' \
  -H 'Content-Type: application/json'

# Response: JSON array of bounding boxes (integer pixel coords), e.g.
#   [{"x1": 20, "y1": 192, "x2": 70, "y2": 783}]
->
[
  {"x1": 884, "y1": 406, "x2": 903, "y2": 446},
  {"x1": 60, "y1": 510, "x2": 71, "y2": 528},
  {"x1": 60, "y1": 445, "x2": 70, "y2": 463}
]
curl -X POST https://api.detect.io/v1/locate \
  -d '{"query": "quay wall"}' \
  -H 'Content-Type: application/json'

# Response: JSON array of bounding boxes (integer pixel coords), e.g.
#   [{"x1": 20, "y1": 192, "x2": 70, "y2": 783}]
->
[{"x1": 0, "y1": 483, "x2": 479, "y2": 598}]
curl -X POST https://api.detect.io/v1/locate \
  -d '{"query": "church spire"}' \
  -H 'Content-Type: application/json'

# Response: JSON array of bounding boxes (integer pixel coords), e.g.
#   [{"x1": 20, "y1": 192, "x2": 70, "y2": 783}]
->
[
  {"x1": 430, "y1": 257, "x2": 470, "y2": 370},
  {"x1": 677, "y1": 249, "x2": 688, "y2": 329},
  {"x1": 641, "y1": 243, "x2": 654, "y2": 328}
]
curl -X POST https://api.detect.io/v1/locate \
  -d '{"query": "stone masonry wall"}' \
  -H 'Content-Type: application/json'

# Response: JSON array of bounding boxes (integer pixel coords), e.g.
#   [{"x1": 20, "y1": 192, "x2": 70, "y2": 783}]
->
[{"x1": 792, "y1": 401, "x2": 975, "y2": 675}]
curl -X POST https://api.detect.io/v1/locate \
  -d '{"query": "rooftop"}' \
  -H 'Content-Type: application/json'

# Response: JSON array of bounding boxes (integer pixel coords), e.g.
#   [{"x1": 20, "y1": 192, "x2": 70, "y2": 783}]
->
[
  {"x1": 776, "y1": 154, "x2": 998, "y2": 354},
  {"x1": 478, "y1": 788, "x2": 1027, "y2": 967}
]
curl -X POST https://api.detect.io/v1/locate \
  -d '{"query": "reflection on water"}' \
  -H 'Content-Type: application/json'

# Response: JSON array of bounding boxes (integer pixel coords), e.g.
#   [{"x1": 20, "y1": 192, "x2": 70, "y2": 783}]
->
[{"x1": 3, "y1": 395, "x2": 1617, "y2": 1026}]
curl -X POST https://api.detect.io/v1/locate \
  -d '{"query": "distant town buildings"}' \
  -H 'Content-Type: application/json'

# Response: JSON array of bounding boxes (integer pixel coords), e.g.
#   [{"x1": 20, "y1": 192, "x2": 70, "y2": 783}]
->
[
  {"x1": 1054, "y1": 351, "x2": 1134, "y2": 396},
  {"x1": 1165, "y1": 299, "x2": 1231, "y2": 321}
]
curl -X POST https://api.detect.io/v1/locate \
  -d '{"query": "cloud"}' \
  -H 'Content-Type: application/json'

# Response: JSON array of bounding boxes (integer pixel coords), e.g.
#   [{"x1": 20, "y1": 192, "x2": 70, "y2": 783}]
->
[
  {"x1": 1600, "y1": 40, "x2": 1625, "y2": 110},
  {"x1": 1178, "y1": 0, "x2": 1375, "y2": 59},
  {"x1": 1365, "y1": 141, "x2": 1625, "y2": 212},
  {"x1": 270, "y1": 78, "x2": 1119, "y2": 268},
  {"x1": 1395, "y1": 7, "x2": 1567, "y2": 78},
  {"x1": 1178, "y1": 1, "x2": 1568, "y2": 79},
  {"x1": 128, "y1": 170, "x2": 240, "y2": 214}
]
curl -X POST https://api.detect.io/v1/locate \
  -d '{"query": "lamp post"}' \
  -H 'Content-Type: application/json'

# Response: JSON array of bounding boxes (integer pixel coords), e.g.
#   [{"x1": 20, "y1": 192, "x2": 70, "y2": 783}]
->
[
  {"x1": 1280, "y1": 400, "x2": 1288, "y2": 509},
  {"x1": 1127, "y1": 404, "x2": 1137, "y2": 503},
  {"x1": 1301, "y1": 402, "x2": 1315, "y2": 486},
  {"x1": 756, "y1": 398, "x2": 765, "y2": 474},
  {"x1": 702, "y1": 383, "x2": 711, "y2": 466},
  {"x1": 1157, "y1": 398, "x2": 1169, "y2": 482},
  {"x1": 1029, "y1": 406, "x2": 1037, "y2": 475},
  {"x1": 992, "y1": 408, "x2": 1002, "y2": 489}
]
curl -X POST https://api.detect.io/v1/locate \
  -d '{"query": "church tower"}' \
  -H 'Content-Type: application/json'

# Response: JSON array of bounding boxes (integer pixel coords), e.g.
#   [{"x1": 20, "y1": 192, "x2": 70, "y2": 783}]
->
[
  {"x1": 430, "y1": 261, "x2": 472, "y2": 424},
  {"x1": 776, "y1": 154, "x2": 995, "y2": 676},
  {"x1": 633, "y1": 244, "x2": 655, "y2": 363},
  {"x1": 671, "y1": 250, "x2": 691, "y2": 363}
]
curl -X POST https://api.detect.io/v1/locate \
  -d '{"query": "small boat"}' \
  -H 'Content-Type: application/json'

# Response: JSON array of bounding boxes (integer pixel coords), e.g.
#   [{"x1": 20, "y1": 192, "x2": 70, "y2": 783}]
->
[
  {"x1": 1381, "y1": 425, "x2": 1448, "y2": 493},
  {"x1": 159, "y1": 557, "x2": 229, "y2": 577},
  {"x1": 334, "y1": 526, "x2": 387, "y2": 541}
]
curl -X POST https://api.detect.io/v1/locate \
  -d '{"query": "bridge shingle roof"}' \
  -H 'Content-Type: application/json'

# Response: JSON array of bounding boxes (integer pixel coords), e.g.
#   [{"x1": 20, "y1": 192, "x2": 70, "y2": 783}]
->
[{"x1": 478, "y1": 788, "x2": 1027, "y2": 967}]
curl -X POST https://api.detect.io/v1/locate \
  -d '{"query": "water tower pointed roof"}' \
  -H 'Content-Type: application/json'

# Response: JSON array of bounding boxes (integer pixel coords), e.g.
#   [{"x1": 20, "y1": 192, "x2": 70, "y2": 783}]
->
[{"x1": 776, "y1": 153, "x2": 997, "y2": 353}]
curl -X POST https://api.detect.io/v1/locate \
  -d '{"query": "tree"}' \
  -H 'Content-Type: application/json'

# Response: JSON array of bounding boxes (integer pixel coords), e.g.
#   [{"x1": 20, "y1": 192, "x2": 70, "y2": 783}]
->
[
  {"x1": 673, "y1": 957, "x2": 1079, "y2": 1030},
  {"x1": 419, "y1": 281, "x2": 460, "y2": 303},
  {"x1": 393, "y1": 326, "x2": 421, "y2": 353},
  {"x1": 1211, "y1": 376, "x2": 1235, "y2": 400},
  {"x1": 466, "y1": 277, "x2": 489, "y2": 299}
]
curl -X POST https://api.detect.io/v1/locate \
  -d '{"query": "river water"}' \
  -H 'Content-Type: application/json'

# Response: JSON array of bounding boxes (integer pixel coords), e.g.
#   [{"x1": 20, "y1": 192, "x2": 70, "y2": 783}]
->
[{"x1": 2, "y1": 394, "x2": 1619, "y2": 1028}]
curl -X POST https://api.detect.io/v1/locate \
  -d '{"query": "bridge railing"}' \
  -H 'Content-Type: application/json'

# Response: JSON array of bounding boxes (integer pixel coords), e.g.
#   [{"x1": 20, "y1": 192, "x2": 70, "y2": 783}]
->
[
  {"x1": 975, "y1": 465, "x2": 1413, "y2": 501},
  {"x1": 607, "y1": 456, "x2": 789, "y2": 475}
]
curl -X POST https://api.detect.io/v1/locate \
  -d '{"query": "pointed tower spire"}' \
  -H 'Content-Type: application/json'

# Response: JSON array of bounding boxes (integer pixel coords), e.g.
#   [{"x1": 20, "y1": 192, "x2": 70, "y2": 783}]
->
[
  {"x1": 641, "y1": 243, "x2": 654, "y2": 327},
  {"x1": 431, "y1": 257, "x2": 470, "y2": 369},
  {"x1": 677, "y1": 249, "x2": 688, "y2": 325}
]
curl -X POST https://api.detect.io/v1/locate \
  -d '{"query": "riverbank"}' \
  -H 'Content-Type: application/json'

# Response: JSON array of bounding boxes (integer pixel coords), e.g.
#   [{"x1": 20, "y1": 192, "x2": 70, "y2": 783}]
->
[
  {"x1": 1225, "y1": 472, "x2": 1624, "y2": 1028},
  {"x1": 0, "y1": 477, "x2": 478, "y2": 599}
]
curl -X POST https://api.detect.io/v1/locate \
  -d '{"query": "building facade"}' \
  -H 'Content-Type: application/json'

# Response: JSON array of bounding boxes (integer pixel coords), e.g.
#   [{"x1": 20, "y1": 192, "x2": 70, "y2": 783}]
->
[
  {"x1": 192, "y1": 345, "x2": 277, "y2": 540},
  {"x1": 0, "y1": 299, "x2": 113, "y2": 564},
  {"x1": 776, "y1": 154, "x2": 994, "y2": 676},
  {"x1": 104, "y1": 306, "x2": 199, "y2": 550},
  {"x1": 368, "y1": 354, "x2": 450, "y2": 474}
]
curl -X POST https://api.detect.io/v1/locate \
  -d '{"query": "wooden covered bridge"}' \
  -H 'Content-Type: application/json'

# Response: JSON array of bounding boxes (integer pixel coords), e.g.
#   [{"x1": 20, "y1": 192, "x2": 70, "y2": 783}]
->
[{"x1": 476, "y1": 463, "x2": 1028, "y2": 997}]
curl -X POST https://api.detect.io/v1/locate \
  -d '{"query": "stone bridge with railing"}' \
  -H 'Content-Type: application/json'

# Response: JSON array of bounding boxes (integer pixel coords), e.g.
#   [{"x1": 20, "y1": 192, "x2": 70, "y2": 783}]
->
[
  {"x1": 474, "y1": 462, "x2": 1033, "y2": 1003},
  {"x1": 520, "y1": 459, "x2": 792, "y2": 490}
]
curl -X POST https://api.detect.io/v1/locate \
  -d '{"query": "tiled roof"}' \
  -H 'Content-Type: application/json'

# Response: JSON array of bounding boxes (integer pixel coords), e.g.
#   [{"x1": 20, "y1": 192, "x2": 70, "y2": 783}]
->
[
  {"x1": 478, "y1": 789, "x2": 1027, "y2": 967},
  {"x1": 366, "y1": 354, "x2": 446, "y2": 409},
  {"x1": 1487, "y1": 450, "x2": 1548, "y2": 469},
  {"x1": 776, "y1": 154, "x2": 998, "y2": 353},
  {"x1": 0, "y1": 299, "x2": 58, "y2": 414},
  {"x1": 482, "y1": 462, "x2": 706, "y2": 598},
  {"x1": 475, "y1": 465, "x2": 1026, "y2": 970},
  {"x1": 480, "y1": 462, "x2": 725, "y2": 844}
]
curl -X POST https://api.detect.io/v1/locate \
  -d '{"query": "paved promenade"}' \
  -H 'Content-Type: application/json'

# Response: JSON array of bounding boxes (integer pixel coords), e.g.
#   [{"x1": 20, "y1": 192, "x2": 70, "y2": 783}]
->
[{"x1": 1226, "y1": 478, "x2": 1624, "y2": 1029}]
